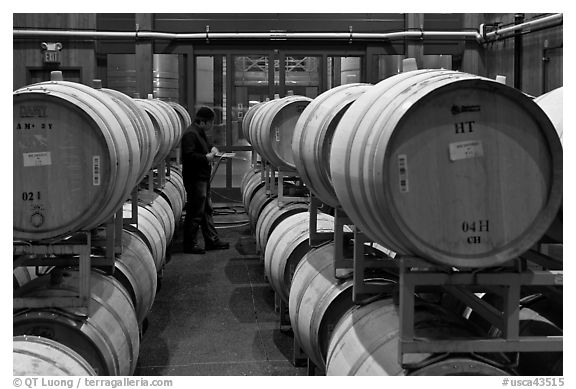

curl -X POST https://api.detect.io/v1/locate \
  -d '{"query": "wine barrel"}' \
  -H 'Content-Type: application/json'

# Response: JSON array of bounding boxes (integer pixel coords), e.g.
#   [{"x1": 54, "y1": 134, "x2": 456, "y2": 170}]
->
[
  {"x1": 535, "y1": 87, "x2": 563, "y2": 142},
  {"x1": 247, "y1": 186, "x2": 274, "y2": 230},
  {"x1": 14, "y1": 79, "x2": 142, "y2": 241},
  {"x1": 168, "y1": 165, "x2": 187, "y2": 203},
  {"x1": 13, "y1": 268, "x2": 140, "y2": 376},
  {"x1": 123, "y1": 203, "x2": 167, "y2": 272},
  {"x1": 242, "y1": 101, "x2": 265, "y2": 140},
  {"x1": 241, "y1": 170, "x2": 264, "y2": 213},
  {"x1": 248, "y1": 95, "x2": 312, "y2": 168},
  {"x1": 157, "y1": 175, "x2": 186, "y2": 223},
  {"x1": 167, "y1": 101, "x2": 192, "y2": 136},
  {"x1": 255, "y1": 199, "x2": 309, "y2": 252},
  {"x1": 330, "y1": 69, "x2": 563, "y2": 268},
  {"x1": 288, "y1": 241, "x2": 396, "y2": 370},
  {"x1": 135, "y1": 98, "x2": 174, "y2": 167},
  {"x1": 142, "y1": 194, "x2": 176, "y2": 244},
  {"x1": 94, "y1": 228, "x2": 157, "y2": 326},
  {"x1": 325, "y1": 298, "x2": 511, "y2": 376},
  {"x1": 100, "y1": 87, "x2": 158, "y2": 183},
  {"x1": 265, "y1": 212, "x2": 350, "y2": 303},
  {"x1": 13, "y1": 335, "x2": 97, "y2": 376},
  {"x1": 154, "y1": 98, "x2": 183, "y2": 147},
  {"x1": 240, "y1": 166, "x2": 262, "y2": 196},
  {"x1": 535, "y1": 87, "x2": 563, "y2": 243},
  {"x1": 292, "y1": 83, "x2": 372, "y2": 207}
]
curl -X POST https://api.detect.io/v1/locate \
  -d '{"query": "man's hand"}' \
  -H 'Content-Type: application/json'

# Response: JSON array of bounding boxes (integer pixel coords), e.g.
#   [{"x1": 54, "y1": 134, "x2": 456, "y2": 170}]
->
[
  {"x1": 206, "y1": 152, "x2": 216, "y2": 162},
  {"x1": 211, "y1": 146, "x2": 219, "y2": 155}
]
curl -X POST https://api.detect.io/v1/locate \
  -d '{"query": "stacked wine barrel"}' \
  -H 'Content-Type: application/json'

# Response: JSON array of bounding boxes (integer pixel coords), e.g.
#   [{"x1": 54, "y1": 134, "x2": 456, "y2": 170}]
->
[
  {"x1": 242, "y1": 70, "x2": 562, "y2": 376},
  {"x1": 13, "y1": 73, "x2": 189, "y2": 376}
]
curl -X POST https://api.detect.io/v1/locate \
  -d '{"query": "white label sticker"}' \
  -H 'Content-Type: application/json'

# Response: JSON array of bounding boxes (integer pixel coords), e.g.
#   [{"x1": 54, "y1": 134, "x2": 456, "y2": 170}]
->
[
  {"x1": 23, "y1": 151, "x2": 51, "y2": 167},
  {"x1": 275, "y1": 127, "x2": 280, "y2": 142},
  {"x1": 449, "y1": 140, "x2": 484, "y2": 161},
  {"x1": 398, "y1": 154, "x2": 409, "y2": 193},
  {"x1": 93, "y1": 156, "x2": 101, "y2": 186}
]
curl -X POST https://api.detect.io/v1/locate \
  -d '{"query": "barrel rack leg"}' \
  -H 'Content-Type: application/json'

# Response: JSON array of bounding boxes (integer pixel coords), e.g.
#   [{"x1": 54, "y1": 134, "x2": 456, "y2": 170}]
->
[
  {"x1": 279, "y1": 298, "x2": 291, "y2": 332},
  {"x1": 308, "y1": 195, "x2": 334, "y2": 247},
  {"x1": 292, "y1": 338, "x2": 308, "y2": 368}
]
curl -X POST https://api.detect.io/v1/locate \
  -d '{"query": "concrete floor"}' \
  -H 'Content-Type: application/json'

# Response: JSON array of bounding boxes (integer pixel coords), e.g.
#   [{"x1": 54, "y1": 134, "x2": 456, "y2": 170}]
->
[{"x1": 134, "y1": 206, "x2": 307, "y2": 376}]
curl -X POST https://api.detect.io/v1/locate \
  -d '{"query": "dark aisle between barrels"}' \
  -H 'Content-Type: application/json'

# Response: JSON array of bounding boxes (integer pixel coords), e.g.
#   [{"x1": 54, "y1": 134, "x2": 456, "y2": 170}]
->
[{"x1": 134, "y1": 204, "x2": 307, "y2": 376}]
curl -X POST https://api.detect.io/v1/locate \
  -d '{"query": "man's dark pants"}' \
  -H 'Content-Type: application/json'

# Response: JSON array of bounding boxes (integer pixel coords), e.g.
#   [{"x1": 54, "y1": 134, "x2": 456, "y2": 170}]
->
[{"x1": 183, "y1": 179, "x2": 219, "y2": 248}]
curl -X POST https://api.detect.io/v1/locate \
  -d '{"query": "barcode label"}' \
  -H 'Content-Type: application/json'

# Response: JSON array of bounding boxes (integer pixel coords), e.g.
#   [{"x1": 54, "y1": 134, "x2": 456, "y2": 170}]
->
[
  {"x1": 93, "y1": 156, "x2": 101, "y2": 186},
  {"x1": 398, "y1": 154, "x2": 409, "y2": 193}
]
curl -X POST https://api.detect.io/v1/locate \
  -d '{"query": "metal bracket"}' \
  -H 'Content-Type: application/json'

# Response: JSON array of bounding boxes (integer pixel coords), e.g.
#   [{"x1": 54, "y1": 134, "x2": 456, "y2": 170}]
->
[
  {"x1": 398, "y1": 254, "x2": 563, "y2": 368},
  {"x1": 13, "y1": 232, "x2": 93, "y2": 316},
  {"x1": 277, "y1": 167, "x2": 308, "y2": 204}
]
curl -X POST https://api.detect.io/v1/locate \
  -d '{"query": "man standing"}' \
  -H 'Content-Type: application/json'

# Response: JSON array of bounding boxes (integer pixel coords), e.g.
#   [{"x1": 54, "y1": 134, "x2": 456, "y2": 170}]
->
[{"x1": 181, "y1": 106, "x2": 230, "y2": 254}]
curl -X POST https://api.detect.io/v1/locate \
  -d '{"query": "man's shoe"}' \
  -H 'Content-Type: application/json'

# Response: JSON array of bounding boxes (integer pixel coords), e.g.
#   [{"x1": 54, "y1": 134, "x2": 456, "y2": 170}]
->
[
  {"x1": 183, "y1": 244, "x2": 206, "y2": 254},
  {"x1": 205, "y1": 241, "x2": 230, "y2": 251}
]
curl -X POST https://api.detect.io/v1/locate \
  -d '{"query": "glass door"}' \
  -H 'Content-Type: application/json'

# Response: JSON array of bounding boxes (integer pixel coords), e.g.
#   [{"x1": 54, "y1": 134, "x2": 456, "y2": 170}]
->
[{"x1": 194, "y1": 50, "x2": 364, "y2": 201}]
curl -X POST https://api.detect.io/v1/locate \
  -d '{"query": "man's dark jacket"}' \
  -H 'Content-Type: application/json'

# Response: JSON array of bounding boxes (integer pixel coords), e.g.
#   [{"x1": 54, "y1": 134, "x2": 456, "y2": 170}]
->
[{"x1": 181, "y1": 123, "x2": 213, "y2": 183}]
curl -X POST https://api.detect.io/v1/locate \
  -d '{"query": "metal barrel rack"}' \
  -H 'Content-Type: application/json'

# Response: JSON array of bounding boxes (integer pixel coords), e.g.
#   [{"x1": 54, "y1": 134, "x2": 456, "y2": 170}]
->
[
  {"x1": 13, "y1": 210, "x2": 123, "y2": 317},
  {"x1": 397, "y1": 250, "x2": 563, "y2": 369},
  {"x1": 262, "y1": 160, "x2": 309, "y2": 204}
]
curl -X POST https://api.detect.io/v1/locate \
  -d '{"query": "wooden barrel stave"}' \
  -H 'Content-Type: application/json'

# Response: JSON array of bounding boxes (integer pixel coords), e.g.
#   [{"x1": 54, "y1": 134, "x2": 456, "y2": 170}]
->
[
  {"x1": 240, "y1": 166, "x2": 262, "y2": 196},
  {"x1": 101, "y1": 88, "x2": 157, "y2": 182},
  {"x1": 167, "y1": 101, "x2": 192, "y2": 142},
  {"x1": 123, "y1": 203, "x2": 167, "y2": 272},
  {"x1": 13, "y1": 335, "x2": 97, "y2": 376},
  {"x1": 535, "y1": 87, "x2": 563, "y2": 243},
  {"x1": 168, "y1": 165, "x2": 187, "y2": 204},
  {"x1": 157, "y1": 179, "x2": 185, "y2": 223},
  {"x1": 292, "y1": 83, "x2": 371, "y2": 207},
  {"x1": 242, "y1": 102, "x2": 265, "y2": 140},
  {"x1": 242, "y1": 173, "x2": 265, "y2": 215},
  {"x1": 153, "y1": 99, "x2": 181, "y2": 151},
  {"x1": 255, "y1": 199, "x2": 309, "y2": 252},
  {"x1": 13, "y1": 268, "x2": 140, "y2": 376},
  {"x1": 142, "y1": 194, "x2": 176, "y2": 244},
  {"x1": 103, "y1": 229, "x2": 158, "y2": 326},
  {"x1": 265, "y1": 212, "x2": 349, "y2": 303},
  {"x1": 247, "y1": 186, "x2": 274, "y2": 230},
  {"x1": 135, "y1": 99, "x2": 171, "y2": 167}
]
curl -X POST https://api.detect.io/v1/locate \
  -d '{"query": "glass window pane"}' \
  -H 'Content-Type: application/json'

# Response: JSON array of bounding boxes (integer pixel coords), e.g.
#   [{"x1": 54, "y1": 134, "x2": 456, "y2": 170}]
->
[
  {"x1": 195, "y1": 55, "x2": 226, "y2": 149},
  {"x1": 233, "y1": 55, "x2": 270, "y2": 147},
  {"x1": 423, "y1": 54, "x2": 453, "y2": 70},
  {"x1": 328, "y1": 56, "x2": 362, "y2": 88},
  {"x1": 231, "y1": 151, "x2": 253, "y2": 188},
  {"x1": 285, "y1": 55, "x2": 320, "y2": 98},
  {"x1": 376, "y1": 55, "x2": 405, "y2": 81}
]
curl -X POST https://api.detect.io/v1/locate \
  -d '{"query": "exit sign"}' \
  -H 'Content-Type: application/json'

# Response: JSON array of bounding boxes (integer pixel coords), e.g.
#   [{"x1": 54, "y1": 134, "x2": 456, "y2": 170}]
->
[{"x1": 43, "y1": 50, "x2": 61, "y2": 64}]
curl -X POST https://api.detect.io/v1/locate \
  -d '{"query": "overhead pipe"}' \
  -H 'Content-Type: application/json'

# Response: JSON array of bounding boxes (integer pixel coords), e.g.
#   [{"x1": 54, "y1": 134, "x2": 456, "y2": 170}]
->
[
  {"x1": 13, "y1": 13, "x2": 561, "y2": 43},
  {"x1": 12, "y1": 29, "x2": 482, "y2": 41},
  {"x1": 482, "y1": 13, "x2": 562, "y2": 41}
]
